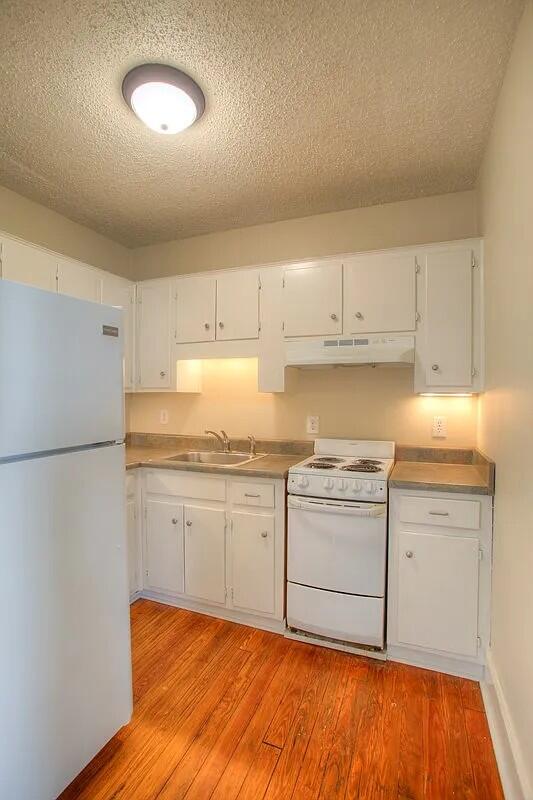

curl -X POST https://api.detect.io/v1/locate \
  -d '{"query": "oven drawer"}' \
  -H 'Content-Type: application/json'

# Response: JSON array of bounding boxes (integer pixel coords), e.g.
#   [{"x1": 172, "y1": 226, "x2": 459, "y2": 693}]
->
[
  {"x1": 287, "y1": 496, "x2": 387, "y2": 596},
  {"x1": 398, "y1": 495, "x2": 480, "y2": 530},
  {"x1": 287, "y1": 582, "x2": 384, "y2": 648}
]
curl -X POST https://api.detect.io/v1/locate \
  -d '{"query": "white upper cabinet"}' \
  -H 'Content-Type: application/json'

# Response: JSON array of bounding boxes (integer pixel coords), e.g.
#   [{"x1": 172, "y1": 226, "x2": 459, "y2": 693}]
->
[
  {"x1": 102, "y1": 274, "x2": 136, "y2": 391},
  {"x1": 137, "y1": 280, "x2": 172, "y2": 389},
  {"x1": 216, "y1": 270, "x2": 260, "y2": 341},
  {"x1": 57, "y1": 258, "x2": 103, "y2": 303},
  {"x1": 0, "y1": 238, "x2": 57, "y2": 292},
  {"x1": 343, "y1": 252, "x2": 416, "y2": 333},
  {"x1": 415, "y1": 245, "x2": 482, "y2": 393},
  {"x1": 175, "y1": 276, "x2": 216, "y2": 343},
  {"x1": 283, "y1": 261, "x2": 343, "y2": 337}
]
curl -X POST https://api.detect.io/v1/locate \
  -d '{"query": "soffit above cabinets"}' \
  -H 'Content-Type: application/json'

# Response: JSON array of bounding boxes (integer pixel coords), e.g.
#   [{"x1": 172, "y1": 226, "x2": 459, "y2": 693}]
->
[{"x1": 0, "y1": 0, "x2": 524, "y2": 246}]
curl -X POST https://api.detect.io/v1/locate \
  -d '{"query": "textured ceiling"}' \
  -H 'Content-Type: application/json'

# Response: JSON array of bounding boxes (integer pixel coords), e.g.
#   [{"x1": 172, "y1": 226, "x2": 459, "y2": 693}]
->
[{"x1": 0, "y1": 0, "x2": 524, "y2": 247}]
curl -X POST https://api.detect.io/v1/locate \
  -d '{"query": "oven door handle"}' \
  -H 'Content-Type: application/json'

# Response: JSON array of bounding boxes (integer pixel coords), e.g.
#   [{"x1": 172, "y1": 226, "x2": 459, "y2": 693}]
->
[{"x1": 288, "y1": 497, "x2": 386, "y2": 517}]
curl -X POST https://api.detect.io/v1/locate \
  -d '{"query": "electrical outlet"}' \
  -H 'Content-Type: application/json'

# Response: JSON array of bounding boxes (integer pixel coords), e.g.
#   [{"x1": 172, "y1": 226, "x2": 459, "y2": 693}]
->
[
  {"x1": 432, "y1": 415, "x2": 447, "y2": 438},
  {"x1": 307, "y1": 415, "x2": 320, "y2": 435},
  {"x1": 159, "y1": 409, "x2": 169, "y2": 425}
]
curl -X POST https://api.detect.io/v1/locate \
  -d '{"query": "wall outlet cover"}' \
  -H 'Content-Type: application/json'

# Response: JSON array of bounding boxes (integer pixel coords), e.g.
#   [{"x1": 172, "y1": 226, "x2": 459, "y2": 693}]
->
[
  {"x1": 160, "y1": 409, "x2": 169, "y2": 425},
  {"x1": 432, "y1": 415, "x2": 447, "y2": 438},
  {"x1": 307, "y1": 415, "x2": 320, "y2": 435}
]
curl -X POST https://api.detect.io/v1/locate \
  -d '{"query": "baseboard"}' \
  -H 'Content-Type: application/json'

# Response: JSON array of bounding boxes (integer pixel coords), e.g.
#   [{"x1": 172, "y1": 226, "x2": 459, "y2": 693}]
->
[
  {"x1": 387, "y1": 644, "x2": 484, "y2": 680},
  {"x1": 481, "y1": 648, "x2": 532, "y2": 800},
  {"x1": 139, "y1": 590, "x2": 286, "y2": 634}
]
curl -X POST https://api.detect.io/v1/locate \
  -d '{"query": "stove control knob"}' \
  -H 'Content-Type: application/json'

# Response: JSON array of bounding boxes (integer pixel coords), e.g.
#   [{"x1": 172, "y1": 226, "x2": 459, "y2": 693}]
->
[
  {"x1": 338, "y1": 479, "x2": 347, "y2": 491},
  {"x1": 323, "y1": 477, "x2": 335, "y2": 491},
  {"x1": 297, "y1": 475, "x2": 309, "y2": 489},
  {"x1": 364, "y1": 481, "x2": 376, "y2": 495},
  {"x1": 352, "y1": 480, "x2": 362, "y2": 493}
]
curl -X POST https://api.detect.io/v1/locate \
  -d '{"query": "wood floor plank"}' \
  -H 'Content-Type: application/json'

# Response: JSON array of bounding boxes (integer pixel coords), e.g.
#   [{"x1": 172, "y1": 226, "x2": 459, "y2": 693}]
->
[
  {"x1": 59, "y1": 602, "x2": 504, "y2": 800},
  {"x1": 266, "y1": 646, "x2": 334, "y2": 799},
  {"x1": 465, "y1": 708, "x2": 505, "y2": 800},
  {"x1": 155, "y1": 633, "x2": 286, "y2": 800}
]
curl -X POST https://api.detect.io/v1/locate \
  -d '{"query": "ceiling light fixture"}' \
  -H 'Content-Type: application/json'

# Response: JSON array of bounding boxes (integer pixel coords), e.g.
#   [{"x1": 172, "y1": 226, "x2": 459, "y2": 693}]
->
[{"x1": 122, "y1": 63, "x2": 205, "y2": 134}]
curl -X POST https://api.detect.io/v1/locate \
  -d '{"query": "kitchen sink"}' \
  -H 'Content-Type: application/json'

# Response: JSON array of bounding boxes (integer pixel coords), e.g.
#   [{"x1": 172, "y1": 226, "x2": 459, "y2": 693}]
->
[{"x1": 165, "y1": 451, "x2": 262, "y2": 466}]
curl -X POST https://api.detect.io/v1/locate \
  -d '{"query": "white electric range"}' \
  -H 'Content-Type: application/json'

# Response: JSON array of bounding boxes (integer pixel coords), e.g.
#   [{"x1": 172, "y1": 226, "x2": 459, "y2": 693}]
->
[{"x1": 286, "y1": 439, "x2": 395, "y2": 651}]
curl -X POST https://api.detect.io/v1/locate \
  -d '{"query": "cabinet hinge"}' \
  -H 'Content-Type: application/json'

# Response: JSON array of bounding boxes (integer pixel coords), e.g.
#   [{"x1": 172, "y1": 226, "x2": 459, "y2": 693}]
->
[
  {"x1": 224, "y1": 587, "x2": 228, "y2": 599},
  {"x1": 415, "y1": 312, "x2": 421, "y2": 323},
  {"x1": 258, "y1": 322, "x2": 261, "y2": 333},
  {"x1": 282, "y1": 277, "x2": 285, "y2": 288},
  {"x1": 471, "y1": 367, "x2": 477, "y2": 378},
  {"x1": 145, "y1": 569, "x2": 149, "y2": 577},
  {"x1": 282, "y1": 321, "x2": 285, "y2": 331},
  {"x1": 478, "y1": 547, "x2": 483, "y2": 561},
  {"x1": 415, "y1": 257, "x2": 421, "y2": 274},
  {"x1": 471, "y1": 255, "x2": 477, "y2": 268},
  {"x1": 231, "y1": 588, "x2": 234, "y2": 601},
  {"x1": 477, "y1": 635, "x2": 482, "y2": 649},
  {"x1": 258, "y1": 277, "x2": 262, "y2": 290}
]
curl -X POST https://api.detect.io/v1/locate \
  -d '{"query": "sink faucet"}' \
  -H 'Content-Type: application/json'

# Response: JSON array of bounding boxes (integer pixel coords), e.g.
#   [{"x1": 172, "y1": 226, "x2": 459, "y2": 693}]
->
[
  {"x1": 248, "y1": 435, "x2": 257, "y2": 456},
  {"x1": 205, "y1": 429, "x2": 231, "y2": 453}
]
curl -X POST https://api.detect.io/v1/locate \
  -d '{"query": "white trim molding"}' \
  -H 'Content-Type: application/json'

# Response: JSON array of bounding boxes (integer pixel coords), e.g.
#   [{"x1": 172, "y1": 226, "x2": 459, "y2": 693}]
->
[{"x1": 481, "y1": 648, "x2": 532, "y2": 800}]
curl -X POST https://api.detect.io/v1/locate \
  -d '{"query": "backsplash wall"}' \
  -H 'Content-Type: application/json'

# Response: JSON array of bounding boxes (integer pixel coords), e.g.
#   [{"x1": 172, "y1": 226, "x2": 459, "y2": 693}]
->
[{"x1": 126, "y1": 359, "x2": 478, "y2": 446}]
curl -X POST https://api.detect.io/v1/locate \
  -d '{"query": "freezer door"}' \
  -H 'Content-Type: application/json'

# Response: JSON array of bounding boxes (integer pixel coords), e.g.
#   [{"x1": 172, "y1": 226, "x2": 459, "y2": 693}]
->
[
  {"x1": 0, "y1": 280, "x2": 124, "y2": 459},
  {"x1": 0, "y1": 444, "x2": 132, "y2": 800}
]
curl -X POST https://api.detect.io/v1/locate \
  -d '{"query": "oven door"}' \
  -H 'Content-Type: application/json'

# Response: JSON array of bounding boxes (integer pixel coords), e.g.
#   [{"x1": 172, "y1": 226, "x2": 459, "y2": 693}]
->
[{"x1": 287, "y1": 494, "x2": 387, "y2": 597}]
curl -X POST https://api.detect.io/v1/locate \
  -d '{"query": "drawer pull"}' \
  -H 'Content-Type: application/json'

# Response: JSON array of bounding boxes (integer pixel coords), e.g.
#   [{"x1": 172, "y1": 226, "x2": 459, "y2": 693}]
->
[
  {"x1": 429, "y1": 511, "x2": 450, "y2": 517},
  {"x1": 244, "y1": 493, "x2": 261, "y2": 498}
]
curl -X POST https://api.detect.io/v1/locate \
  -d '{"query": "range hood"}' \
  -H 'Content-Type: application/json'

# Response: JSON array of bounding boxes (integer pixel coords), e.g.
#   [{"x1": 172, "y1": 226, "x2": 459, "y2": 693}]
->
[{"x1": 285, "y1": 335, "x2": 415, "y2": 368}]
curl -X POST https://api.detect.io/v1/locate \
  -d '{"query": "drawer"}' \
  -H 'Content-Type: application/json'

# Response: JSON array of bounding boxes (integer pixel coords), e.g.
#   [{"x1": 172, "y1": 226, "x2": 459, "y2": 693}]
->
[
  {"x1": 398, "y1": 495, "x2": 480, "y2": 530},
  {"x1": 125, "y1": 473, "x2": 136, "y2": 497},
  {"x1": 145, "y1": 470, "x2": 226, "y2": 502},
  {"x1": 231, "y1": 481, "x2": 275, "y2": 508}
]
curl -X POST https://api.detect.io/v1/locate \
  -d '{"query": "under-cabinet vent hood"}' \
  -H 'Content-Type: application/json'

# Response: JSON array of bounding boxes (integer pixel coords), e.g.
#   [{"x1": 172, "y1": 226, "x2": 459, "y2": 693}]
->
[{"x1": 285, "y1": 335, "x2": 415, "y2": 368}]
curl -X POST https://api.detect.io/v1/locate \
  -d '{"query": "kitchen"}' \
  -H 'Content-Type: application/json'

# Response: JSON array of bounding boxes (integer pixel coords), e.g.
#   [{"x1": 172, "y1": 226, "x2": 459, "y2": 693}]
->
[{"x1": 0, "y1": 2, "x2": 531, "y2": 799}]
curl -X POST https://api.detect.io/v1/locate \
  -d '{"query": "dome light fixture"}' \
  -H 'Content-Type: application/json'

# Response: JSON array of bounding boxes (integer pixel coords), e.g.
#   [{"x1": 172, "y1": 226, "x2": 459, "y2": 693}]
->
[{"x1": 122, "y1": 63, "x2": 205, "y2": 134}]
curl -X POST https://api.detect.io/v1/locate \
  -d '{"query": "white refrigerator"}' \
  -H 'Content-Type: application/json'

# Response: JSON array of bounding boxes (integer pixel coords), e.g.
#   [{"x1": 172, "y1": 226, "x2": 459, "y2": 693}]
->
[{"x1": 0, "y1": 280, "x2": 133, "y2": 799}]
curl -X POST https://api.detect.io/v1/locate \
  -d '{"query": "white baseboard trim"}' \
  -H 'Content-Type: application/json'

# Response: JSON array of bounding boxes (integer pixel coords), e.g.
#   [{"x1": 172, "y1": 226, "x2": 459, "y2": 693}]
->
[
  {"x1": 481, "y1": 648, "x2": 532, "y2": 800},
  {"x1": 387, "y1": 644, "x2": 484, "y2": 680},
  {"x1": 139, "y1": 590, "x2": 286, "y2": 635}
]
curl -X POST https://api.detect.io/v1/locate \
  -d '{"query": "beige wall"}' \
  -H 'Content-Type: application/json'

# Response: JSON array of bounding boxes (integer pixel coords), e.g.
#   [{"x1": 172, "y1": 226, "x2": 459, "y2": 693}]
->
[
  {"x1": 477, "y1": 3, "x2": 533, "y2": 796},
  {"x1": 0, "y1": 185, "x2": 131, "y2": 277},
  {"x1": 126, "y1": 359, "x2": 478, "y2": 446},
  {"x1": 129, "y1": 190, "x2": 478, "y2": 280}
]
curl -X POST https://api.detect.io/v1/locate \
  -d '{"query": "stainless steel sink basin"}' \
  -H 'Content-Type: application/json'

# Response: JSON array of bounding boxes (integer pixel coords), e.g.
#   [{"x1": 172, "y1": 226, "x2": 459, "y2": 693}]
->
[{"x1": 165, "y1": 451, "x2": 261, "y2": 466}]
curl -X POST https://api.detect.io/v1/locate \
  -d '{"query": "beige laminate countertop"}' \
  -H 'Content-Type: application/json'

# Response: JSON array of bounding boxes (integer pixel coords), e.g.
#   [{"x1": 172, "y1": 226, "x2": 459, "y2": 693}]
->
[
  {"x1": 389, "y1": 461, "x2": 494, "y2": 495},
  {"x1": 125, "y1": 446, "x2": 302, "y2": 479}
]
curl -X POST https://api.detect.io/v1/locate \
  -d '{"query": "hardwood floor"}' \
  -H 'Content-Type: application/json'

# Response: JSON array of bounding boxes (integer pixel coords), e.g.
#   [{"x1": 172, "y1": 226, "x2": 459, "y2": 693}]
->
[{"x1": 60, "y1": 600, "x2": 503, "y2": 800}]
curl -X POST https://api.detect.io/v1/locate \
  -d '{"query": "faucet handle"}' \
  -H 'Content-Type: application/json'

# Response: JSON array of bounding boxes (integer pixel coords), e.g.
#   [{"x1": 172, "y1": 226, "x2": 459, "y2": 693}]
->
[{"x1": 247, "y1": 435, "x2": 257, "y2": 456}]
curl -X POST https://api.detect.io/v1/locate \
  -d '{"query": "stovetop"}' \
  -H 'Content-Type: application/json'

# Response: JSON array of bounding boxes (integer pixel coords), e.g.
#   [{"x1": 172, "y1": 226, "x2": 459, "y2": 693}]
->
[{"x1": 291, "y1": 453, "x2": 394, "y2": 480}]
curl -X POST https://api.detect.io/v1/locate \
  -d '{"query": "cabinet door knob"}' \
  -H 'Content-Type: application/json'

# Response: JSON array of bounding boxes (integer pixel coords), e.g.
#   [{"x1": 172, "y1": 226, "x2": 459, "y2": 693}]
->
[
  {"x1": 186, "y1": 520, "x2": 192, "y2": 527},
  {"x1": 261, "y1": 531, "x2": 268, "y2": 538},
  {"x1": 171, "y1": 518, "x2": 178, "y2": 525},
  {"x1": 431, "y1": 364, "x2": 439, "y2": 371},
  {"x1": 355, "y1": 311, "x2": 363, "y2": 319},
  {"x1": 160, "y1": 370, "x2": 166, "y2": 378},
  {"x1": 218, "y1": 321, "x2": 224, "y2": 328},
  {"x1": 405, "y1": 550, "x2": 414, "y2": 558},
  {"x1": 330, "y1": 313, "x2": 338, "y2": 321},
  {"x1": 204, "y1": 322, "x2": 210, "y2": 330}
]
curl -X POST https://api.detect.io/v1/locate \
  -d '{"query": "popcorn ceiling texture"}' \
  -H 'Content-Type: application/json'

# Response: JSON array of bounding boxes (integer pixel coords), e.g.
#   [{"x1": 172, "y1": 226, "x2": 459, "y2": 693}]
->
[{"x1": 0, "y1": 0, "x2": 524, "y2": 247}]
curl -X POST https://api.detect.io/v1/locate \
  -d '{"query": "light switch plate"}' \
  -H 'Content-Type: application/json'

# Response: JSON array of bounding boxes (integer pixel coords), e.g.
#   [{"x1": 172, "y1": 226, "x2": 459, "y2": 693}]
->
[{"x1": 307, "y1": 415, "x2": 320, "y2": 435}]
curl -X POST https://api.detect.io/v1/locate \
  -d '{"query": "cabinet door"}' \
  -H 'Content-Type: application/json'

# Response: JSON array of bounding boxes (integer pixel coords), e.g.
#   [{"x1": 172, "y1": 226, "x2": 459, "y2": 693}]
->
[
  {"x1": 216, "y1": 271, "x2": 259, "y2": 341},
  {"x1": 102, "y1": 275, "x2": 136, "y2": 391},
  {"x1": 424, "y1": 249, "x2": 473, "y2": 387},
  {"x1": 184, "y1": 505, "x2": 226, "y2": 604},
  {"x1": 57, "y1": 258, "x2": 103, "y2": 302},
  {"x1": 1, "y1": 238, "x2": 57, "y2": 291},
  {"x1": 283, "y1": 262, "x2": 342, "y2": 337},
  {"x1": 126, "y1": 498, "x2": 140, "y2": 596},
  {"x1": 231, "y1": 512, "x2": 275, "y2": 615},
  {"x1": 175, "y1": 276, "x2": 216, "y2": 343},
  {"x1": 397, "y1": 530, "x2": 479, "y2": 657},
  {"x1": 137, "y1": 281, "x2": 172, "y2": 389},
  {"x1": 344, "y1": 253, "x2": 416, "y2": 333},
  {"x1": 145, "y1": 499, "x2": 184, "y2": 594}
]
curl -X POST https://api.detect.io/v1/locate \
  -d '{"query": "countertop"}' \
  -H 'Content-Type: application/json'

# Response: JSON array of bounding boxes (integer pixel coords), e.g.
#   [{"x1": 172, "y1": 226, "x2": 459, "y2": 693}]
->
[
  {"x1": 389, "y1": 461, "x2": 494, "y2": 495},
  {"x1": 125, "y1": 445, "x2": 302, "y2": 479}
]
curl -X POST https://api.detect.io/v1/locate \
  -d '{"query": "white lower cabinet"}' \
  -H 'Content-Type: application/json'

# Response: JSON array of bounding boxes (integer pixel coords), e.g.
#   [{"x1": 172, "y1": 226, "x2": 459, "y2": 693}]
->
[
  {"x1": 144, "y1": 498, "x2": 184, "y2": 594},
  {"x1": 231, "y1": 512, "x2": 275, "y2": 615},
  {"x1": 126, "y1": 472, "x2": 142, "y2": 600},
  {"x1": 184, "y1": 505, "x2": 226, "y2": 604},
  {"x1": 387, "y1": 488, "x2": 493, "y2": 679},
  {"x1": 139, "y1": 469, "x2": 285, "y2": 630}
]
